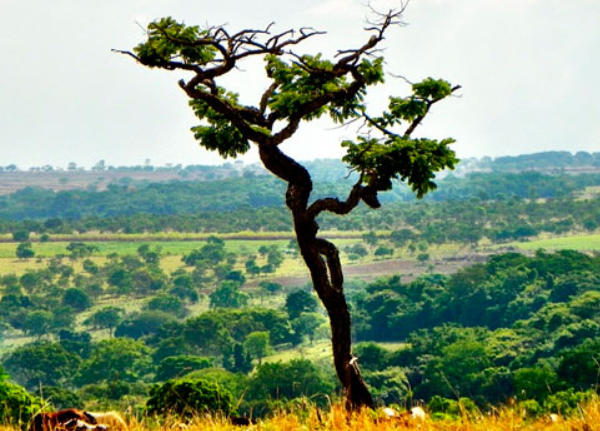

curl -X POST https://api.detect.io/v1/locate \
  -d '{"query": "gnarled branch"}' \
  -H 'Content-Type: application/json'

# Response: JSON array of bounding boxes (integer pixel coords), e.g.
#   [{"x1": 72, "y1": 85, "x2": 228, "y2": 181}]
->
[{"x1": 307, "y1": 181, "x2": 364, "y2": 219}]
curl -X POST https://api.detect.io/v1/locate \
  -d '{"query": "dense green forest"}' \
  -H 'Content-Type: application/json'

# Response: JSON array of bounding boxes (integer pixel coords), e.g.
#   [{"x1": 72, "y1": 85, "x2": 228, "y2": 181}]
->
[{"x1": 353, "y1": 251, "x2": 600, "y2": 405}]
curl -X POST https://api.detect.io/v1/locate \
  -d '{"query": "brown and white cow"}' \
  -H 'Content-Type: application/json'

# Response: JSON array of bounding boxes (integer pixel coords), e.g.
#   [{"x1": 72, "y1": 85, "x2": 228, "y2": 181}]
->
[{"x1": 31, "y1": 409, "x2": 97, "y2": 431}]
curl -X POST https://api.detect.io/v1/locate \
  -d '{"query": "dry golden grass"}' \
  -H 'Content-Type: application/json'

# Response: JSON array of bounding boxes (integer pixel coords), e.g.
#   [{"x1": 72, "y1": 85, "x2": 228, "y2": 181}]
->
[
  {"x1": 120, "y1": 402, "x2": 600, "y2": 431},
  {"x1": 10, "y1": 400, "x2": 597, "y2": 431}
]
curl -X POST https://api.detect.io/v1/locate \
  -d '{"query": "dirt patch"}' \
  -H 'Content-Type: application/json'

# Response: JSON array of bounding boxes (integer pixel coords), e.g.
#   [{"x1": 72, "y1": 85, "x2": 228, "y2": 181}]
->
[{"x1": 254, "y1": 253, "x2": 491, "y2": 288}]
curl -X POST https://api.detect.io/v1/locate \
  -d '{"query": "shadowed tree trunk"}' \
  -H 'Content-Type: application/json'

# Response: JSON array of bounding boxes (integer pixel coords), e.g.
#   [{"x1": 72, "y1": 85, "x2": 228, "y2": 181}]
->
[{"x1": 259, "y1": 143, "x2": 374, "y2": 408}]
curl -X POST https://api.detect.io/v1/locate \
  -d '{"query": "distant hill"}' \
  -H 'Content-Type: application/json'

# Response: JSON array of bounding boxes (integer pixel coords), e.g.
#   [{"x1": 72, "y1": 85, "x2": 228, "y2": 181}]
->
[
  {"x1": 0, "y1": 163, "x2": 266, "y2": 196},
  {"x1": 457, "y1": 150, "x2": 600, "y2": 175},
  {"x1": 1, "y1": 152, "x2": 600, "y2": 221},
  {"x1": 1, "y1": 170, "x2": 600, "y2": 221},
  {"x1": 2, "y1": 151, "x2": 599, "y2": 197}
]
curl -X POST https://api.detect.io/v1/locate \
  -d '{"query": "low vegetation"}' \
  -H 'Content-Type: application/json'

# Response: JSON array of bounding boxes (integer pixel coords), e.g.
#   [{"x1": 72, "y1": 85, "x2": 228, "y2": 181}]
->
[
  {"x1": 2, "y1": 248, "x2": 600, "y2": 420},
  {"x1": 2, "y1": 156, "x2": 600, "y2": 422}
]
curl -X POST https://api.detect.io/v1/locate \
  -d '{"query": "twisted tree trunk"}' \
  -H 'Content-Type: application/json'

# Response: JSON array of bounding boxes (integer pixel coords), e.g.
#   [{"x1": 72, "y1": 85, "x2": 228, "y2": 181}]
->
[
  {"x1": 123, "y1": 6, "x2": 453, "y2": 411},
  {"x1": 259, "y1": 144, "x2": 374, "y2": 410}
]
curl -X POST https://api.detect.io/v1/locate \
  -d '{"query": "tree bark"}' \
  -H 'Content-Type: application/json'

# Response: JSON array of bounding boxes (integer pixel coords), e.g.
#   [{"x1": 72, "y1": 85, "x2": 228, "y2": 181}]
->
[{"x1": 259, "y1": 144, "x2": 374, "y2": 410}]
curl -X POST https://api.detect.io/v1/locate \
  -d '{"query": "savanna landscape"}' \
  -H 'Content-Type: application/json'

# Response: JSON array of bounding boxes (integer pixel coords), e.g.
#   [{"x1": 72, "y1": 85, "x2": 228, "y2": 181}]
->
[
  {"x1": 2, "y1": 2, "x2": 600, "y2": 431},
  {"x1": 3, "y1": 152, "x2": 600, "y2": 430}
]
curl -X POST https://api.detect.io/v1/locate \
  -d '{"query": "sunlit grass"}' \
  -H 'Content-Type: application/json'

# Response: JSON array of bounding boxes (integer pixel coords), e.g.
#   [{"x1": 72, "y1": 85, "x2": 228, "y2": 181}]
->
[
  {"x1": 576, "y1": 186, "x2": 600, "y2": 200},
  {"x1": 503, "y1": 234, "x2": 600, "y2": 251},
  {"x1": 264, "y1": 340, "x2": 333, "y2": 364},
  {"x1": 0, "y1": 239, "x2": 357, "y2": 259},
  {"x1": 263, "y1": 341, "x2": 407, "y2": 365},
  {"x1": 5, "y1": 400, "x2": 600, "y2": 431}
]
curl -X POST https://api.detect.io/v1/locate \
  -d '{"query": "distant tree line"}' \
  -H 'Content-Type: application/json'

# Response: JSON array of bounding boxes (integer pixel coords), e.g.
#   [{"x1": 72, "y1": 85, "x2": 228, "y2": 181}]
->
[
  {"x1": 2, "y1": 179, "x2": 600, "y2": 248},
  {"x1": 1, "y1": 171, "x2": 600, "y2": 221},
  {"x1": 485, "y1": 150, "x2": 600, "y2": 171}
]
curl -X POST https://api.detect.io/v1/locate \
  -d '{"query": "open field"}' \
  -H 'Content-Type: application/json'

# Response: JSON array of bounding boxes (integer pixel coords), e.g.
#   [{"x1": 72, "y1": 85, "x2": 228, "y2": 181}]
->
[
  {"x1": 0, "y1": 168, "x2": 241, "y2": 195},
  {"x1": 503, "y1": 233, "x2": 600, "y2": 251},
  {"x1": 0, "y1": 230, "x2": 391, "y2": 243},
  {"x1": 262, "y1": 252, "x2": 489, "y2": 289},
  {"x1": 4, "y1": 228, "x2": 594, "y2": 288},
  {"x1": 264, "y1": 340, "x2": 407, "y2": 365},
  {"x1": 0, "y1": 232, "x2": 459, "y2": 277},
  {"x1": 0, "y1": 239, "x2": 295, "y2": 259},
  {"x1": 0, "y1": 245, "x2": 478, "y2": 280}
]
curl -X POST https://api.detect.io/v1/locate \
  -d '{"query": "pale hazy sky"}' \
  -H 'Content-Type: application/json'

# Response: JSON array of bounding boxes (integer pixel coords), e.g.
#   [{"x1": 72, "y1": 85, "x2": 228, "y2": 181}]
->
[{"x1": 1, "y1": 0, "x2": 599, "y2": 169}]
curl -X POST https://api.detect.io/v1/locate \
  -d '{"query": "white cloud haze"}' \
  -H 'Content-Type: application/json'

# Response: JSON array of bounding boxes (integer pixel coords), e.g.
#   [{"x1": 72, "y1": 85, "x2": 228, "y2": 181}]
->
[{"x1": 0, "y1": 0, "x2": 598, "y2": 168}]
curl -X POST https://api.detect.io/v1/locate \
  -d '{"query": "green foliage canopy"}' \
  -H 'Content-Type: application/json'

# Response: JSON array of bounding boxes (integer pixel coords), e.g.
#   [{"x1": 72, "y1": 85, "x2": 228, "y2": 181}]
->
[{"x1": 146, "y1": 377, "x2": 233, "y2": 417}]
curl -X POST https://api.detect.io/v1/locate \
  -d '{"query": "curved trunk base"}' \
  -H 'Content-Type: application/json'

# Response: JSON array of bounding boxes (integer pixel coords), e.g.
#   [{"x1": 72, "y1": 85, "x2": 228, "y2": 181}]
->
[{"x1": 345, "y1": 358, "x2": 375, "y2": 410}]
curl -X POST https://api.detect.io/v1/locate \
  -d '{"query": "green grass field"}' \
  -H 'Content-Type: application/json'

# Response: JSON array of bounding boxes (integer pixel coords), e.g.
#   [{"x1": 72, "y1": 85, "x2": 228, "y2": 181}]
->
[
  {"x1": 0, "y1": 237, "x2": 369, "y2": 259},
  {"x1": 504, "y1": 233, "x2": 600, "y2": 251},
  {"x1": 3, "y1": 229, "x2": 596, "y2": 278},
  {"x1": 263, "y1": 340, "x2": 407, "y2": 365},
  {"x1": 0, "y1": 236, "x2": 390, "y2": 276}
]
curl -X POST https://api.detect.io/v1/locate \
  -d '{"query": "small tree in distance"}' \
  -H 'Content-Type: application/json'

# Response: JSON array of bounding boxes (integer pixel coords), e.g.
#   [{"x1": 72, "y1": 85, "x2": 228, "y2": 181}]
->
[
  {"x1": 15, "y1": 243, "x2": 35, "y2": 260},
  {"x1": 119, "y1": 4, "x2": 459, "y2": 408}
]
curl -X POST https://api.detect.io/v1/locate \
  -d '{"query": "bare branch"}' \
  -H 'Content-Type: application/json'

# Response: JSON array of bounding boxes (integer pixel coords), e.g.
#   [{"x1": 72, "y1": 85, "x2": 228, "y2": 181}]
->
[
  {"x1": 362, "y1": 112, "x2": 400, "y2": 138},
  {"x1": 112, "y1": 49, "x2": 141, "y2": 62},
  {"x1": 333, "y1": 6, "x2": 407, "y2": 69},
  {"x1": 388, "y1": 72, "x2": 414, "y2": 85}
]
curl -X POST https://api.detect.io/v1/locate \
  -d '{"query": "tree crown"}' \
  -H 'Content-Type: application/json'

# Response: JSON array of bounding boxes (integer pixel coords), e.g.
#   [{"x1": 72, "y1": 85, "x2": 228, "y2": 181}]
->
[{"x1": 121, "y1": 8, "x2": 459, "y2": 203}]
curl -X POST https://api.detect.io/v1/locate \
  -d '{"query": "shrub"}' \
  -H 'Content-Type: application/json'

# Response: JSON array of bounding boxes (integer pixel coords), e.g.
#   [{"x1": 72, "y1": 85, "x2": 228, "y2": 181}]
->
[
  {"x1": 0, "y1": 370, "x2": 42, "y2": 427},
  {"x1": 12, "y1": 230, "x2": 30, "y2": 242},
  {"x1": 544, "y1": 389, "x2": 594, "y2": 415},
  {"x1": 146, "y1": 377, "x2": 233, "y2": 418},
  {"x1": 363, "y1": 367, "x2": 409, "y2": 405},
  {"x1": 43, "y1": 386, "x2": 83, "y2": 410},
  {"x1": 155, "y1": 356, "x2": 214, "y2": 382},
  {"x1": 428, "y1": 395, "x2": 479, "y2": 420},
  {"x1": 518, "y1": 399, "x2": 543, "y2": 418},
  {"x1": 63, "y1": 288, "x2": 92, "y2": 311},
  {"x1": 246, "y1": 359, "x2": 335, "y2": 416}
]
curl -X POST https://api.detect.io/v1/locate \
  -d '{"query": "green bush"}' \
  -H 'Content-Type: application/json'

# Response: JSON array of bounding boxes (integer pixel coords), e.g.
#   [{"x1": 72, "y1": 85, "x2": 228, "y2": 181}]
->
[
  {"x1": 185, "y1": 368, "x2": 248, "y2": 402},
  {"x1": 518, "y1": 399, "x2": 543, "y2": 418},
  {"x1": 43, "y1": 387, "x2": 83, "y2": 410},
  {"x1": 363, "y1": 367, "x2": 409, "y2": 405},
  {"x1": 544, "y1": 389, "x2": 594, "y2": 415},
  {"x1": 146, "y1": 377, "x2": 233, "y2": 418},
  {"x1": 79, "y1": 381, "x2": 148, "y2": 403},
  {"x1": 155, "y1": 356, "x2": 213, "y2": 381},
  {"x1": 0, "y1": 370, "x2": 42, "y2": 427},
  {"x1": 427, "y1": 395, "x2": 479, "y2": 419},
  {"x1": 245, "y1": 359, "x2": 335, "y2": 417}
]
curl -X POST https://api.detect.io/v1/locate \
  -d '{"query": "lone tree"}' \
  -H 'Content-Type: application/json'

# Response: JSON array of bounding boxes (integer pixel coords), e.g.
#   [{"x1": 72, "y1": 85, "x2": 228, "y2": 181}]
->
[{"x1": 118, "y1": 5, "x2": 459, "y2": 409}]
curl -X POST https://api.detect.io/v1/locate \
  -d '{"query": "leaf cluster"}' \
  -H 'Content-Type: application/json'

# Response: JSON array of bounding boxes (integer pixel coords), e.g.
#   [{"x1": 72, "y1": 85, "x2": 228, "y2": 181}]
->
[
  {"x1": 342, "y1": 78, "x2": 458, "y2": 197},
  {"x1": 134, "y1": 17, "x2": 215, "y2": 68},
  {"x1": 265, "y1": 54, "x2": 383, "y2": 122},
  {"x1": 189, "y1": 90, "x2": 251, "y2": 158},
  {"x1": 343, "y1": 135, "x2": 457, "y2": 197}
]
